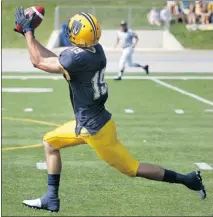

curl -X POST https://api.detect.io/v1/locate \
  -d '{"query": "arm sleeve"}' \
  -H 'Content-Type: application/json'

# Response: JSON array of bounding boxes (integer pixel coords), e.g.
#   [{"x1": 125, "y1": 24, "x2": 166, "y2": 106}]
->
[
  {"x1": 59, "y1": 49, "x2": 77, "y2": 76},
  {"x1": 131, "y1": 30, "x2": 137, "y2": 38},
  {"x1": 116, "y1": 31, "x2": 120, "y2": 39}
]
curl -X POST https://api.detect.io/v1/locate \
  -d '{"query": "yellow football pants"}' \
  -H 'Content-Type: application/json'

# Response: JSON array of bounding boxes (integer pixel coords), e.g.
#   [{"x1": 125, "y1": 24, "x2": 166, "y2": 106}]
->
[{"x1": 43, "y1": 119, "x2": 139, "y2": 177}]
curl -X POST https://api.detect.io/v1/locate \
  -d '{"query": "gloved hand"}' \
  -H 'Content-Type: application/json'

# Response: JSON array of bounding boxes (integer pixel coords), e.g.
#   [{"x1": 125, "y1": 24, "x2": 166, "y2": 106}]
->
[
  {"x1": 14, "y1": 7, "x2": 35, "y2": 36},
  {"x1": 13, "y1": 21, "x2": 24, "y2": 36}
]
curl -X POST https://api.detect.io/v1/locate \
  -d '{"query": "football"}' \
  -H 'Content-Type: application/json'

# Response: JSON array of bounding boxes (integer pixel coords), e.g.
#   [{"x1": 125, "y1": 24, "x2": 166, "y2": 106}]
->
[{"x1": 16, "y1": 6, "x2": 45, "y2": 32}]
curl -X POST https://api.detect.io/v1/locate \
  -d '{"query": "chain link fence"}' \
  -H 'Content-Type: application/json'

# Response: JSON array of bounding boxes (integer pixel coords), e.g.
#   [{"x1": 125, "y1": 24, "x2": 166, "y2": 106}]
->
[{"x1": 55, "y1": 6, "x2": 164, "y2": 30}]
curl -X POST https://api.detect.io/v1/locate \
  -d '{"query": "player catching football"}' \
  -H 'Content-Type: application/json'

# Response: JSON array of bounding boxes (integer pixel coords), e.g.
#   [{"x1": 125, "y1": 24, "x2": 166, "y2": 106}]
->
[
  {"x1": 114, "y1": 20, "x2": 149, "y2": 80},
  {"x1": 14, "y1": 7, "x2": 206, "y2": 213}
]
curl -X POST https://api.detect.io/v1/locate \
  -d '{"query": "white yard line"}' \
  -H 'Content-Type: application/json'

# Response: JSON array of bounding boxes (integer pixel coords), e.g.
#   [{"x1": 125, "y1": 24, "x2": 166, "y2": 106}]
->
[
  {"x1": 2, "y1": 76, "x2": 62, "y2": 80},
  {"x1": 204, "y1": 109, "x2": 213, "y2": 112},
  {"x1": 152, "y1": 78, "x2": 213, "y2": 106},
  {"x1": 2, "y1": 75, "x2": 213, "y2": 80},
  {"x1": 174, "y1": 109, "x2": 184, "y2": 114},
  {"x1": 195, "y1": 163, "x2": 213, "y2": 170},
  {"x1": 24, "y1": 108, "x2": 33, "y2": 112},
  {"x1": 2, "y1": 88, "x2": 53, "y2": 93},
  {"x1": 124, "y1": 109, "x2": 135, "y2": 114},
  {"x1": 36, "y1": 162, "x2": 47, "y2": 170}
]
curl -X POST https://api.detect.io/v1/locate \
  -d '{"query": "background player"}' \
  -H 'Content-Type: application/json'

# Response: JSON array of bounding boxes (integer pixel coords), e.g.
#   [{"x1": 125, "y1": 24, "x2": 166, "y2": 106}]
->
[
  {"x1": 14, "y1": 7, "x2": 206, "y2": 213},
  {"x1": 114, "y1": 20, "x2": 149, "y2": 80}
]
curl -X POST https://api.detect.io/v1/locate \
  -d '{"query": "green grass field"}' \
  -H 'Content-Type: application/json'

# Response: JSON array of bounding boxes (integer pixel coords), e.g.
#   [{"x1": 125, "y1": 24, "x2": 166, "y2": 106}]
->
[
  {"x1": 2, "y1": 73, "x2": 213, "y2": 216},
  {"x1": 170, "y1": 24, "x2": 213, "y2": 50}
]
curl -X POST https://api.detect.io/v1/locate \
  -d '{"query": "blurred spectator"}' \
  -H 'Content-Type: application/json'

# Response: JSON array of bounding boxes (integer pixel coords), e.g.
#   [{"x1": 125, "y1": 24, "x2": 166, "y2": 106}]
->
[
  {"x1": 149, "y1": 0, "x2": 213, "y2": 30},
  {"x1": 180, "y1": 0, "x2": 190, "y2": 15},
  {"x1": 208, "y1": 1, "x2": 213, "y2": 11},
  {"x1": 188, "y1": 3, "x2": 196, "y2": 24},
  {"x1": 167, "y1": 0, "x2": 177, "y2": 15},
  {"x1": 147, "y1": 8, "x2": 161, "y2": 26},
  {"x1": 195, "y1": 0, "x2": 204, "y2": 17},
  {"x1": 174, "y1": 1, "x2": 186, "y2": 23},
  {"x1": 200, "y1": 3, "x2": 211, "y2": 24},
  {"x1": 160, "y1": 7, "x2": 172, "y2": 27},
  {"x1": 61, "y1": 23, "x2": 72, "y2": 47},
  {"x1": 208, "y1": 1, "x2": 213, "y2": 23}
]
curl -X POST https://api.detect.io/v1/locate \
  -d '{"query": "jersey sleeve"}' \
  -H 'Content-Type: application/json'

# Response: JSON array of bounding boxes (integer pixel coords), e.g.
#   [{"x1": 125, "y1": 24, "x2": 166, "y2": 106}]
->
[
  {"x1": 132, "y1": 31, "x2": 137, "y2": 37},
  {"x1": 129, "y1": 29, "x2": 137, "y2": 37},
  {"x1": 59, "y1": 49, "x2": 77, "y2": 76}
]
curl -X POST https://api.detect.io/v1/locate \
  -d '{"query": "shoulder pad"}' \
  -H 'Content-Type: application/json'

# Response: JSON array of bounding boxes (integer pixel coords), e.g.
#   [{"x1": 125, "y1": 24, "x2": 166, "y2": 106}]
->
[{"x1": 59, "y1": 48, "x2": 77, "y2": 72}]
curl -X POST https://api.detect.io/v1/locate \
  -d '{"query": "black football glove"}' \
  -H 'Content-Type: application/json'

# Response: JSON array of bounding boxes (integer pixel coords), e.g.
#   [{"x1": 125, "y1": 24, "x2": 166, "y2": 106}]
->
[{"x1": 14, "y1": 7, "x2": 35, "y2": 36}]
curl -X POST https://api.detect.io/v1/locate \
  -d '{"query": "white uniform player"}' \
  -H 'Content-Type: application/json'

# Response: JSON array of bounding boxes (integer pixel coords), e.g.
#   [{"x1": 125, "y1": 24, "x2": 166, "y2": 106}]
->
[{"x1": 114, "y1": 20, "x2": 149, "y2": 80}]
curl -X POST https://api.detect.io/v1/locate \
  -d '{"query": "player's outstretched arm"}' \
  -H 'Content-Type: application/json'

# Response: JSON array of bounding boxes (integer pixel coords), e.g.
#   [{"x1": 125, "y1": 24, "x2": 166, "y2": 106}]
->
[
  {"x1": 114, "y1": 37, "x2": 119, "y2": 48},
  {"x1": 25, "y1": 32, "x2": 64, "y2": 74},
  {"x1": 132, "y1": 32, "x2": 139, "y2": 48}
]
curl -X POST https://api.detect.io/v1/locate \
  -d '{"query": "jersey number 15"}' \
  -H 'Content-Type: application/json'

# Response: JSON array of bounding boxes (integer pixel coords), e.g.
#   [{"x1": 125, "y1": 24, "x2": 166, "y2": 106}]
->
[{"x1": 92, "y1": 68, "x2": 107, "y2": 100}]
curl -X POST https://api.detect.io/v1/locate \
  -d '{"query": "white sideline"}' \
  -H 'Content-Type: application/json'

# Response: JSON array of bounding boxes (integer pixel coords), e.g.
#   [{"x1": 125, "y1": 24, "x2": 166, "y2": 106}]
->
[
  {"x1": 2, "y1": 88, "x2": 53, "y2": 93},
  {"x1": 151, "y1": 78, "x2": 213, "y2": 106},
  {"x1": 2, "y1": 75, "x2": 213, "y2": 80}
]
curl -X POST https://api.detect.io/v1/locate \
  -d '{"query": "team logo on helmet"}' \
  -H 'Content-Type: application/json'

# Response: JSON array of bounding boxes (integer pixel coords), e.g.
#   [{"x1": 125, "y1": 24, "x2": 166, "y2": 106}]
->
[{"x1": 71, "y1": 20, "x2": 82, "y2": 35}]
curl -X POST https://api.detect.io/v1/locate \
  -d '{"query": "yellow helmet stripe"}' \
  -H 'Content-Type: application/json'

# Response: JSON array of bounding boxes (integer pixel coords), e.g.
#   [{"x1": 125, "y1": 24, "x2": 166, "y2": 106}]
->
[{"x1": 80, "y1": 12, "x2": 97, "y2": 43}]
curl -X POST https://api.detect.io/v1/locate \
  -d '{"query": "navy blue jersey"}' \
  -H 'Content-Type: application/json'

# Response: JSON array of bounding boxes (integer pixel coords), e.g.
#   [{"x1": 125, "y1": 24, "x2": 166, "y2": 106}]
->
[{"x1": 59, "y1": 44, "x2": 111, "y2": 135}]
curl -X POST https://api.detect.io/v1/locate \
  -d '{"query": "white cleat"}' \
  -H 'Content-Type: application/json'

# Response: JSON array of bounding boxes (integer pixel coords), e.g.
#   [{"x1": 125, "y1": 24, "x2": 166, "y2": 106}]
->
[
  {"x1": 23, "y1": 197, "x2": 60, "y2": 212},
  {"x1": 23, "y1": 198, "x2": 42, "y2": 209}
]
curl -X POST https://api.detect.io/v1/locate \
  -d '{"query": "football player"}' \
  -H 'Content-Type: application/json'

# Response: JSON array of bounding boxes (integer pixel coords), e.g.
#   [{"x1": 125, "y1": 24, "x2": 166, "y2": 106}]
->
[
  {"x1": 14, "y1": 7, "x2": 206, "y2": 213},
  {"x1": 114, "y1": 20, "x2": 149, "y2": 80}
]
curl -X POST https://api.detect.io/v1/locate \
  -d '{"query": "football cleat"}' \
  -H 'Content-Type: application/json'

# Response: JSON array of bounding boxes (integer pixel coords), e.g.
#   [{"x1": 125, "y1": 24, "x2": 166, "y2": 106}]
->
[
  {"x1": 185, "y1": 171, "x2": 206, "y2": 200},
  {"x1": 114, "y1": 76, "x2": 122, "y2": 81},
  {"x1": 143, "y1": 65, "x2": 149, "y2": 75},
  {"x1": 23, "y1": 198, "x2": 60, "y2": 212}
]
